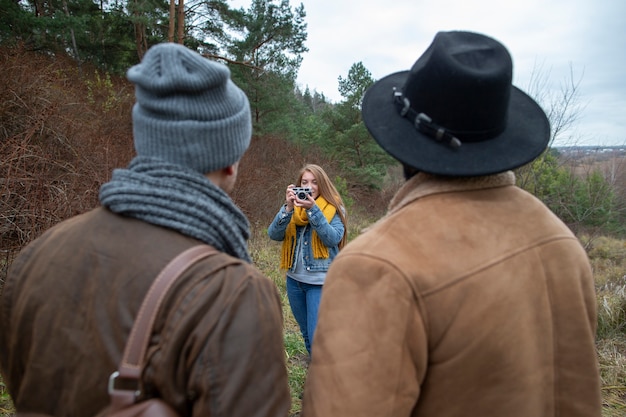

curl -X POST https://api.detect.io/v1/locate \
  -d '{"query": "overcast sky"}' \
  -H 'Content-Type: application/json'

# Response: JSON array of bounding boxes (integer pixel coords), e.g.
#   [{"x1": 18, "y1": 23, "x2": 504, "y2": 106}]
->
[{"x1": 232, "y1": 0, "x2": 625, "y2": 147}]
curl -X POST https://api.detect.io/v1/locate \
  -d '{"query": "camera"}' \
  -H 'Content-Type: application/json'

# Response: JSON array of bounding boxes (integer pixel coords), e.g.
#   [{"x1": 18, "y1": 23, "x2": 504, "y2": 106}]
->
[{"x1": 292, "y1": 187, "x2": 312, "y2": 200}]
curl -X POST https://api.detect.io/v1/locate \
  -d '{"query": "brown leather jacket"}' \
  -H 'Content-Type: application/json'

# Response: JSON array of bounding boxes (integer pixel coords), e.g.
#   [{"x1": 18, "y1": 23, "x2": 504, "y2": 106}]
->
[
  {"x1": 303, "y1": 172, "x2": 601, "y2": 417},
  {"x1": 0, "y1": 207, "x2": 290, "y2": 417}
]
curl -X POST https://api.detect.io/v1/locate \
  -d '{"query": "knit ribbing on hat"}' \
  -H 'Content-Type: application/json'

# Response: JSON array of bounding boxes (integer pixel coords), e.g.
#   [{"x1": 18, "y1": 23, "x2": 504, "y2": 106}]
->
[{"x1": 127, "y1": 43, "x2": 252, "y2": 173}]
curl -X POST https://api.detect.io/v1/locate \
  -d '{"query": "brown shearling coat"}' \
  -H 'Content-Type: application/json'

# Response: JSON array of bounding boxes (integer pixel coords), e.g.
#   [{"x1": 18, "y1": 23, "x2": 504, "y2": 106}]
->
[
  {"x1": 0, "y1": 207, "x2": 290, "y2": 417},
  {"x1": 302, "y1": 171, "x2": 601, "y2": 417}
]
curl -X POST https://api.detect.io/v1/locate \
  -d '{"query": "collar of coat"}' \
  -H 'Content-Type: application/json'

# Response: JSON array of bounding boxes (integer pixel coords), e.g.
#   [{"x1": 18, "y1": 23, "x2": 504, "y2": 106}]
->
[{"x1": 388, "y1": 171, "x2": 516, "y2": 215}]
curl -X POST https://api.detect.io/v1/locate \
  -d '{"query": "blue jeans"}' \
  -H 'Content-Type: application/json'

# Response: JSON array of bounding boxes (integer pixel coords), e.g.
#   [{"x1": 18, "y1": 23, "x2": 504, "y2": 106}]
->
[{"x1": 286, "y1": 276, "x2": 322, "y2": 356}]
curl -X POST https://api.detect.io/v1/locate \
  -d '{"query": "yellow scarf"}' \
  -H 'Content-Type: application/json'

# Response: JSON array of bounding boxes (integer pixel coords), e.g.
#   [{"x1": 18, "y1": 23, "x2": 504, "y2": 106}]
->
[{"x1": 280, "y1": 195, "x2": 337, "y2": 270}]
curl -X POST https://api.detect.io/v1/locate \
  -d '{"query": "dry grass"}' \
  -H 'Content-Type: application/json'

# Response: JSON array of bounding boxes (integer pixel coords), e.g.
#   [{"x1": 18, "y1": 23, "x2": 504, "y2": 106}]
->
[
  {"x1": 249, "y1": 226, "x2": 309, "y2": 415},
  {"x1": 583, "y1": 235, "x2": 626, "y2": 416}
]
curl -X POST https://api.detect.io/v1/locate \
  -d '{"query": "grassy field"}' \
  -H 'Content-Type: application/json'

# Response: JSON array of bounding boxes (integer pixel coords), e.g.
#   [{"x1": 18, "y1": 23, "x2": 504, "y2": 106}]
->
[
  {"x1": 249, "y1": 228, "x2": 310, "y2": 415},
  {"x1": 0, "y1": 225, "x2": 625, "y2": 416},
  {"x1": 584, "y1": 235, "x2": 626, "y2": 416}
]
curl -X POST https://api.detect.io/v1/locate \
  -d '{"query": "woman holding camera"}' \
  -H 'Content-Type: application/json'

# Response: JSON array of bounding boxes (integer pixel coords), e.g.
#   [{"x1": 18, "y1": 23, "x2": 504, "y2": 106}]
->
[{"x1": 268, "y1": 164, "x2": 348, "y2": 358}]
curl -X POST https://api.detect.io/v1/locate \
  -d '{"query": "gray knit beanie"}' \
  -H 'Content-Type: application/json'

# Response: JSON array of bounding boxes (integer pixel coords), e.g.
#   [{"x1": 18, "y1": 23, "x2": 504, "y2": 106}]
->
[{"x1": 126, "y1": 43, "x2": 252, "y2": 173}]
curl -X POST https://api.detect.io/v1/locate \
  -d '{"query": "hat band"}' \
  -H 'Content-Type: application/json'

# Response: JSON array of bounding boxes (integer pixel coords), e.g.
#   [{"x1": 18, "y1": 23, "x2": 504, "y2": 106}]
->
[
  {"x1": 393, "y1": 89, "x2": 505, "y2": 146},
  {"x1": 393, "y1": 90, "x2": 461, "y2": 149}
]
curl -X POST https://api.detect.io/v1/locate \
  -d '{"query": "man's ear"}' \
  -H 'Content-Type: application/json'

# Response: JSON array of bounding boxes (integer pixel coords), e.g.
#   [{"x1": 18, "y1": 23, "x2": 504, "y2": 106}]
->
[
  {"x1": 205, "y1": 162, "x2": 239, "y2": 192},
  {"x1": 222, "y1": 164, "x2": 236, "y2": 176}
]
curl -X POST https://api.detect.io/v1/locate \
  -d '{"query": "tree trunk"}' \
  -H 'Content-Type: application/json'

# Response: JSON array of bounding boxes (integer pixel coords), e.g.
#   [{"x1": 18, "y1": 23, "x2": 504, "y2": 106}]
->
[
  {"x1": 133, "y1": 0, "x2": 148, "y2": 60},
  {"x1": 168, "y1": 0, "x2": 176, "y2": 42},
  {"x1": 176, "y1": 0, "x2": 184, "y2": 44},
  {"x1": 134, "y1": 21, "x2": 147, "y2": 60},
  {"x1": 61, "y1": 0, "x2": 81, "y2": 71}
]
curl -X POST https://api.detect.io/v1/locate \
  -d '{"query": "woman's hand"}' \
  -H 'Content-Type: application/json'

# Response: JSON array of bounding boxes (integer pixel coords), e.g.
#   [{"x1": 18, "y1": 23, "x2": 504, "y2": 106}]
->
[{"x1": 285, "y1": 185, "x2": 296, "y2": 212}]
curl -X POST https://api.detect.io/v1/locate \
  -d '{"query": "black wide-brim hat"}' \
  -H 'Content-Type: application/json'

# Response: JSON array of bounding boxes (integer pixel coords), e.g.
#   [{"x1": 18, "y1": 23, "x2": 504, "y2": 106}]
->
[{"x1": 362, "y1": 31, "x2": 551, "y2": 177}]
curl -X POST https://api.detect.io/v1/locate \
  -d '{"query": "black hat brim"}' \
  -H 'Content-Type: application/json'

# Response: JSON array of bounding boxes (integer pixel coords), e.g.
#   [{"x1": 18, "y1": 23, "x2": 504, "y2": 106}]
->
[{"x1": 362, "y1": 71, "x2": 551, "y2": 176}]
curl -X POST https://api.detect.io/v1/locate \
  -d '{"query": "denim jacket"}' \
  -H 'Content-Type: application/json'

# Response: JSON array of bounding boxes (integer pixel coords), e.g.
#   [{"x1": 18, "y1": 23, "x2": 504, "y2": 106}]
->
[{"x1": 268, "y1": 203, "x2": 345, "y2": 274}]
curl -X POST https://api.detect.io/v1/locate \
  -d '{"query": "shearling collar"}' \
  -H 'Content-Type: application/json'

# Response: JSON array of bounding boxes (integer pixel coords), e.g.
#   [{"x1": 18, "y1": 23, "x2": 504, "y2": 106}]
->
[{"x1": 388, "y1": 171, "x2": 516, "y2": 215}]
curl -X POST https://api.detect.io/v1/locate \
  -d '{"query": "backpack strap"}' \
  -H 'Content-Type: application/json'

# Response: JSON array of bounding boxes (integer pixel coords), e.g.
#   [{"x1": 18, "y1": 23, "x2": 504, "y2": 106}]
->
[{"x1": 108, "y1": 245, "x2": 218, "y2": 410}]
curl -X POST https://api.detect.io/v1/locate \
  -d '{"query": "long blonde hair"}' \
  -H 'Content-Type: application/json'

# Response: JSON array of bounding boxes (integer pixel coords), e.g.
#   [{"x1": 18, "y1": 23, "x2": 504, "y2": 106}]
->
[{"x1": 297, "y1": 164, "x2": 348, "y2": 249}]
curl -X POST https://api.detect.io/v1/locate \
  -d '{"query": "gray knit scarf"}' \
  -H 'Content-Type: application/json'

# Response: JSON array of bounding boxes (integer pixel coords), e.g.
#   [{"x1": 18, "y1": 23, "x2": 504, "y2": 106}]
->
[{"x1": 99, "y1": 156, "x2": 251, "y2": 262}]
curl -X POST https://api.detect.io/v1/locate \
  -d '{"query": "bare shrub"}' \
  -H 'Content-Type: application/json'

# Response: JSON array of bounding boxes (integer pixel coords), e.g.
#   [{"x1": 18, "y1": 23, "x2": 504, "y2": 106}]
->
[{"x1": 0, "y1": 43, "x2": 134, "y2": 282}]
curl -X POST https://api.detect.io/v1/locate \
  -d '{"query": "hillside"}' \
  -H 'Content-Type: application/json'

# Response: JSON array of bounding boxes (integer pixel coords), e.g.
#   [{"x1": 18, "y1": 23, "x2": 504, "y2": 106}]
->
[
  {"x1": 1, "y1": 43, "x2": 625, "y2": 416},
  {"x1": 0, "y1": 43, "x2": 391, "y2": 260}
]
